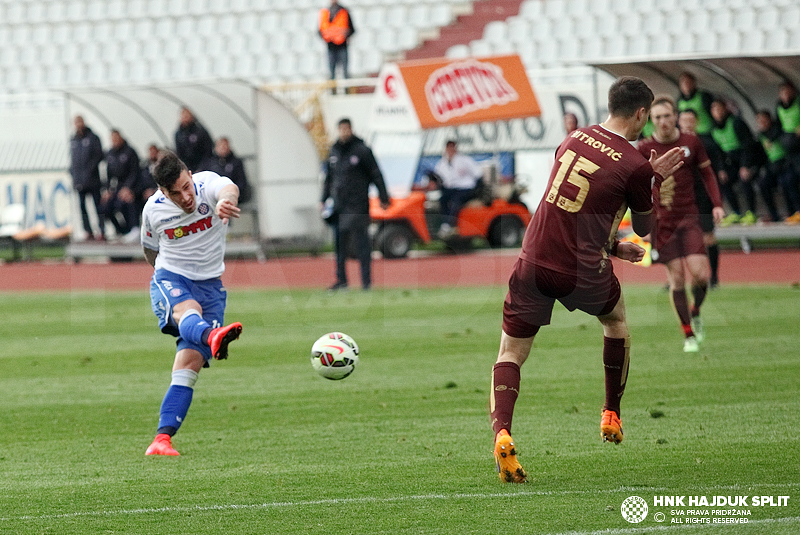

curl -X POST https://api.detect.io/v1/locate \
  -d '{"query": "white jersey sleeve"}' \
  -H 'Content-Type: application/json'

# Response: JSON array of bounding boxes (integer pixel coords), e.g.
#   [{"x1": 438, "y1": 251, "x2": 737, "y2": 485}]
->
[{"x1": 140, "y1": 171, "x2": 235, "y2": 280}]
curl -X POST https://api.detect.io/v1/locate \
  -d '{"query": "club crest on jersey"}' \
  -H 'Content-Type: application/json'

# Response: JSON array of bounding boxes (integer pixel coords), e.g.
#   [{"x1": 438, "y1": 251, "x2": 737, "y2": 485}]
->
[
  {"x1": 164, "y1": 216, "x2": 212, "y2": 239},
  {"x1": 170, "y1": 288, "x2": 182, "y2": 297},
  {"x1": 682, "y1": 146, "x2": 691, "y2": 158},
  {"x1": 198, "y1": 203, "x2": 210, "y2": 215}
]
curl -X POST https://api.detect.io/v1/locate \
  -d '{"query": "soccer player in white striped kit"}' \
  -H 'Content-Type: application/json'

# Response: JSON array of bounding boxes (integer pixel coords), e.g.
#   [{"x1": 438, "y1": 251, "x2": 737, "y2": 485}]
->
[{"x1": 141, "y1": 151, "x2": 243, "y2": 456}]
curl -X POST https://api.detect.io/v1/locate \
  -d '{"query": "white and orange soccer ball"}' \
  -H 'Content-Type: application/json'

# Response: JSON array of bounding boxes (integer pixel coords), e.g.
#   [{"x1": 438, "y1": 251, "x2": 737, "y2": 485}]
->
[{"x1": 310, "y1": 332, "x2": 360, "y2": 380}]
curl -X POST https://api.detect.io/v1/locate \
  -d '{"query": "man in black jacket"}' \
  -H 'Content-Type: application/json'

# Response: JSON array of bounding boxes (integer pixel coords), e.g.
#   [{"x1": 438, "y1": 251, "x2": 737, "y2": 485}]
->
[
  {"x1": 174, "y1": 107, "x2": 214, "y2": 172},
  {"x1": 321, "y1": 118, "x2": 390, "y2": 291},
  {"x1": 69, "y1": 115, "x2": 105, "y2": 240},
  {"x1": 201, "y1": 137, "x2": 252, "y2": 204},
  {"x1": 101, "y1": 129, "x2": 141, "y2": 241}
]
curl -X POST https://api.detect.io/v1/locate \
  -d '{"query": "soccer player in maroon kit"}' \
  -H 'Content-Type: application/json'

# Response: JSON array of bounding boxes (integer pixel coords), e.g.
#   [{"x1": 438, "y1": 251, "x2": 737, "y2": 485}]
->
[
  {"x1": 638, "y1": 97, "x2": 725, "y2": 353},
  {"x1": 490, "y1": 77, "x2": 685, "y2": 483}
]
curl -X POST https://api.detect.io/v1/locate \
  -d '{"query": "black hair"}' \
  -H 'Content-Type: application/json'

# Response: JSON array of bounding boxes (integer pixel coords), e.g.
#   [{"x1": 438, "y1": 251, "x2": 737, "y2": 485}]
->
[
  {"x1": 338, "y1": 118, "x2": 352, "y2": 127},
  {"x1": 152, "y1": 150, "x2": 188, "y2": 189},
  {"x1": 608, "y1": 76, "x2": 654, "y2": 119}
]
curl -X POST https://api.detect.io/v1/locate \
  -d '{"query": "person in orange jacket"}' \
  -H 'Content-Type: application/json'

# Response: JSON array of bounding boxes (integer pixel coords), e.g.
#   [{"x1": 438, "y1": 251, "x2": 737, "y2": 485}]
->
[{"x1": 319, "y1": 0, "x2": 355, "y2": 83}]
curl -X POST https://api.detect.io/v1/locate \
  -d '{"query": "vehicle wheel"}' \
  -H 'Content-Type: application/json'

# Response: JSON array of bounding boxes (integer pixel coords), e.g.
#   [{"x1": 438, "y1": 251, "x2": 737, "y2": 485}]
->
[
  {"x1": 375, "y1": 224, "x2": 414, "y2": 259},
  {"x1": 488, "y1": 215, "x2": 524, "y2": 248}
]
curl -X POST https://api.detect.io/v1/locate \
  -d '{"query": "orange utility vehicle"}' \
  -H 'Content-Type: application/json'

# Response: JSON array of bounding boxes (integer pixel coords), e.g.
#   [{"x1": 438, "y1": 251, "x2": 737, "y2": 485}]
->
[{"x1": 369, "y1": 180, "x2": 531, "y2": 258}]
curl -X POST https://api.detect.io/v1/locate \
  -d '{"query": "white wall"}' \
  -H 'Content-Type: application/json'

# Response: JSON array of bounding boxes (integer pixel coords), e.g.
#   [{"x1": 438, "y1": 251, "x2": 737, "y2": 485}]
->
[{"x1": 255, "y1": 90, "x2": 324, "y2": 241}]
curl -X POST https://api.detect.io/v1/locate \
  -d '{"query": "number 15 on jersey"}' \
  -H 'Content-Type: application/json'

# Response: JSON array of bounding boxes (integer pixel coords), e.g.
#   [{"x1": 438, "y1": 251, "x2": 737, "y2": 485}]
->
[{"x1": 545, "y1": 149, "x2": 600, "y2": 213}]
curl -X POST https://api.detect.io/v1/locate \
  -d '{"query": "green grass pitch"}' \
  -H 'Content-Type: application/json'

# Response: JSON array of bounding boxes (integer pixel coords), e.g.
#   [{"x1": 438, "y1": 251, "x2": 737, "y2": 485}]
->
[{"x1": 0, "y1": 284, "x2": 798, "y2": 534}]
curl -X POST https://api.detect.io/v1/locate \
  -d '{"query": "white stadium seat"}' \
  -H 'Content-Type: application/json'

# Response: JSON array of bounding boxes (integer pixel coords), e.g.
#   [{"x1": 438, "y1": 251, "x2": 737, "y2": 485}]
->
[
  {"x1": 740, "y1": 30, "x2": 765, "y2": 54},
  {"x1": 26, "y1": 2, "x2": 48, "y2": 24},
  {"x1": 733, "y1": 8, "x2": 756, "y2": 30},
  {"x1": 352, "y1": 27, "x2": 376, "y2": 51},
  {"x1": 445, "y1": 44, "x2": 470, "y2": 59},
  {"x1": 709, "y1": 8, "x2": 733, "y2": 32},
  {"x1": 430, "y1": 4, "x2": 451, "y2": 27},
  {"x1": 764, "y1": 28, "x2": 788, "y2": 52},
  {"x1": 46, "y1": 1, "x2": 68, "y2": 23},
  {"x1": 483, "y1": 21, "x2": 507, "y2": 45},
  {"x1": 519, "y1": 0, "x2": 543, "y2": 21},
  {"x1": 365, "y1": 6, "x2": 387, "y2": 28},
  {"x1": 543, "y1": 0, "x2": 566, "y2": 19},
  {"x1": 492, "y1": 40, "x2": 516, "y2": 56},
  {"x1": 362, "y1": 49, "x2": 383, "y2": 74},
  {"x1": 506, "y1": 17, "x2": 530, "y2": 44},
  {"x1": 756, "y1": 7, "x2": 779, "y2": 30},
  {"x1": 469, "y1": 39, "x2": 493, "y2": 58},
  {"x1": 783, "y1": 6, "x2": 800, "y2": 28},
  {"x1": 386, "y1": 6, "x2": 409, "y2": 28},
  {"x1": 46, "y1": 64, "x2": 66, "y2": 87},
  {"x1": 664, "y1": 10, "x2": 687, "y2": 33},
  {"x1": 396, "y1": 26, "x2": 418, "y2": 51},
  {"x1": 277, "y1": 52, "x2": 299, "y2": 79},
  {"x1": 259, "y1": 11, "x2": 280, "y2": 33},
  {"x1": 719, "y1": 31, "x2": 742, "y2": 54},
  {"x1": 408, "y1": 5, "x2": 431, "y2": 30},
  {"x1": 627, "y1": 35, "x2": 651, "y2": 57},
  {"x1": 695, "y1": 30, "x2": 718, "y2": 53},
  {"x1": 516, "y1": 41, "x2": 538, "y2": 65},
  {"x1": 247, "y1": 33, "x2": 269, "y2": 55},
  {"x1": 672, "y1": 33, "x2": 695, "y2": 55},
  {"x1": 686, "y1": 8, "x2": 710, "y2": 33},
  {"x1": 280, "y1": 10, "x2": 303, "y2": 31},
  {"x1": 376, "y1": 27, "x2": 399, "y2": 52},
  {"x1": 788, "y1": 27, "x2": 800, "y2": 49}
]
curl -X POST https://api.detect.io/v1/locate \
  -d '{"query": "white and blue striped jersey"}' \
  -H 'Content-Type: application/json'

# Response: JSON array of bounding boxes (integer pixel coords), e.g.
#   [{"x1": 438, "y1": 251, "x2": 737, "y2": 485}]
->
[{"x1": 141, "y1": 171, "x2": 234, "y2": 280}]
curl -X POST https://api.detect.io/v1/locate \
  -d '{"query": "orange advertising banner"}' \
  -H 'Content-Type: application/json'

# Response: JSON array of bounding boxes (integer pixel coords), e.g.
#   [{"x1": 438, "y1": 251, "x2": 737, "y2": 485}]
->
[{"x1": 396, "y1": 55, "x2": 541, "y2": 129}]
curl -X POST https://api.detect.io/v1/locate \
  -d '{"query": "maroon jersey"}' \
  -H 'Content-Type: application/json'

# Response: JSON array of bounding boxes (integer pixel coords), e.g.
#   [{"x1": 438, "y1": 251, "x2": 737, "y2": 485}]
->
[
  {"x1": 521, "y1": 125, "x2": 654, "y2": 278},
  {"x1": 637, "y1": 132, "x2": 721, "y2": 226}
]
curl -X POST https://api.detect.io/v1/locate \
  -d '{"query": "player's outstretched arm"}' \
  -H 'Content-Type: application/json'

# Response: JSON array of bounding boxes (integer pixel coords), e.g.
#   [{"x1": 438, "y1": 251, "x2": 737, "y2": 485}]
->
[
  {"x1": 215, "y1": 184, "x2": 240, "y2": 224},
  {"x1": 649, "y1": 147, "x2": 684, "y2": 182}
]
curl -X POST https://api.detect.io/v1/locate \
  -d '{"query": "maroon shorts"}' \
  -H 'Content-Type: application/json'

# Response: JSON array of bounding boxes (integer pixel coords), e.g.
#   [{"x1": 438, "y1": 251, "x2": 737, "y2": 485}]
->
[
  {"x1": 502, "y1": 259, "x2": 621, "y2": 338},
  {"x1": 653, "y1": 216, "x2": 706, "y2": 264}
]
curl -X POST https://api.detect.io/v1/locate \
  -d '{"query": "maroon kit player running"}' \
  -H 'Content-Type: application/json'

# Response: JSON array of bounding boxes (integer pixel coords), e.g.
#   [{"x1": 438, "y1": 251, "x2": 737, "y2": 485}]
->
[
  {"x1": 638, "y1": 97, "x2": 724, "y2": 353},
  {"x1": 489, "y1": 77, "x2": 684, "y2": 483}
]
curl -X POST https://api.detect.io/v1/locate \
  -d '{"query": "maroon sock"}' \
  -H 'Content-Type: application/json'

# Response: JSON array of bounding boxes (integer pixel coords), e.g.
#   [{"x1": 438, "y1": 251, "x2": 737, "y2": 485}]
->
[
  {"x1": 690, "y1": 283, "x2": 707, "y2": 317},
  {"x1": 671, "y1": 289, "x2": 694, "y2": 336},
  {"x1": 490, "y1": 362, "x2": 520, "y2": 435},
  {"x1": 602, "y1": 336, "x2": 629, "y2": 416}
]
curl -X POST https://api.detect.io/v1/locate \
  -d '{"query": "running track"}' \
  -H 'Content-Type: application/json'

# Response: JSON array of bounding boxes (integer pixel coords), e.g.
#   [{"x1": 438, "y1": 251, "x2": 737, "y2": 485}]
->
[{"x1": 0, "y1": 249, "x2": 797, "y2": 292}]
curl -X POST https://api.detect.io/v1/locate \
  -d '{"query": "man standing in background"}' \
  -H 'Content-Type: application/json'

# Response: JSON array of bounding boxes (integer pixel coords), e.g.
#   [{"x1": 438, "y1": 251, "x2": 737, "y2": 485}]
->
[
  {"x1": 319, "y1": 0, "x2": 355, "y2": 85},
  {"x1": 321, "y1": 118, "x2": 390, "y2": 291},
  {"x1": 69, "y1": 115, "x2": 105, "y2": 241},
  {"x1": 175, "y1": 107, "x2": 214, "y2": 173}
]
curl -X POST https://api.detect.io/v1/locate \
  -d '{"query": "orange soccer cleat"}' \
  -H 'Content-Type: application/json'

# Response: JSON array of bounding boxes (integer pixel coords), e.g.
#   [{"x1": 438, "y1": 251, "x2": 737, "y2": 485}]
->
[
  {"x1": 494, "y1": 429, "x2": 527, "y2": 483},
  {"x1": 600, "y1": 410, "x2": 624, "y2": 444},
  {"x1": 145, "y1": 433, "x2": 179, "y2": 456},
  {"x1": 208, "y1": 322, "x2": 243, "y2": 360}
]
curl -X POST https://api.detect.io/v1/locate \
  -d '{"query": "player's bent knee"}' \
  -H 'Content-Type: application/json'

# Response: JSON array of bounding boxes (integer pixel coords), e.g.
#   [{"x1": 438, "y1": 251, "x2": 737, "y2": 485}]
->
[
  {"x1": 172, "y1": 299, "x2": 204, "y2": 323},
  {"x1": 173, "y1": 349, "x2": 205, "y2": 373}
]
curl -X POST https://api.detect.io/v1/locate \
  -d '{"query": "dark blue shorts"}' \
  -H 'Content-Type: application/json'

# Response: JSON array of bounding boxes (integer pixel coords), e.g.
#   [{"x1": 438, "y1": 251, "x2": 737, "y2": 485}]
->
[{"x1": 150, "y1": 269, "x2": 227, "y2": 360}]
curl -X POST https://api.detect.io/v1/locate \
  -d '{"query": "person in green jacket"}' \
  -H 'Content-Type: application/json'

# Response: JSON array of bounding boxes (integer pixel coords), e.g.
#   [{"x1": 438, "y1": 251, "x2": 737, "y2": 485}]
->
[
  {"x1": 757, "y1": 110, "x2": 800, "y2": 223},
  {"x1": 710, "y1": 99, "x2": 762, "y2": 226}
]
